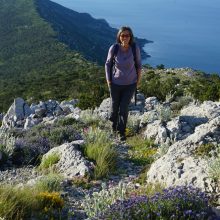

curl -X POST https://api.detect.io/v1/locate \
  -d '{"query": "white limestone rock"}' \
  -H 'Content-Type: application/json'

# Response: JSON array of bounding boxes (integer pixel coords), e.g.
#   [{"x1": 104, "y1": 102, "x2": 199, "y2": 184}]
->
[
  {"x1": 143, "y1": 120, "x2": 161, "y2": 140},
  {"x1": 181, "y1": 101, "x2": 220, "y2": 120},
  {"x1": 155, "y1": 125, "x2": 168, "y2": 144},
  {"x1": 24, "y1": 116, "x2": 42, "y2": 129},
  {"x1": 30, "y1": 101, "x2": 47, "y2": 117},
  {"x1": 60, "y1": 99, "x2": 79, "y2": 114},
  {"x1": 98, "y1": 98, "x2": 111, "y2": 115},
  {"x1": 144, "y1": 97, "x2": 159, "y2": 111},
  {"x1": 139, "y1": 111, "x2": 158, "y2": 127},
  {"x1": 147, "y1": 116, "x2": 220, "y2": 192},
  {"x1": 42, "y1": 140, "x2": 91, "y2": 178},
  {"x1": 54, "y1": 105, "x2": 63, "y2": 116},
  {"x1": 2, "y1": 98, "x2": 32, "y2": 128}
]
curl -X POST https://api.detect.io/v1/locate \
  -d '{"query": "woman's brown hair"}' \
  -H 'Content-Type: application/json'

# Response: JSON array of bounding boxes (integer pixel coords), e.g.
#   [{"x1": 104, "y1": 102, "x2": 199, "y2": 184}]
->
[{"x1": 116, "y1": 26, "x2": 134, "y2": 45}]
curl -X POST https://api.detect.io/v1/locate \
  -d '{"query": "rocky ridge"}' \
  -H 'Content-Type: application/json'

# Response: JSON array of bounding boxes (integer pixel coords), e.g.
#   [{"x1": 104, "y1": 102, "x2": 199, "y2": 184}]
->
[{"x1": 0, "y1": 89, "x2": 220, "y2": 218}]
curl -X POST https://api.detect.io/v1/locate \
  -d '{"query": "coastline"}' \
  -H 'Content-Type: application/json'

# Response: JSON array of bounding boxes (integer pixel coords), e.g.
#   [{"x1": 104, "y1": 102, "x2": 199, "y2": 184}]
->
[{"x1": 37, "y1": 0, "x2": 153, "y2": 64}]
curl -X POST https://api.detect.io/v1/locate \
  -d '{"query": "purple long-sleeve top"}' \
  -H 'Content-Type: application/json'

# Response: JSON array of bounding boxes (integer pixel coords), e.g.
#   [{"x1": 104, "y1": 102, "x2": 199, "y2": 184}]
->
[{"x1": 105, "y1": 44, "x2": 142, "y2": 85}]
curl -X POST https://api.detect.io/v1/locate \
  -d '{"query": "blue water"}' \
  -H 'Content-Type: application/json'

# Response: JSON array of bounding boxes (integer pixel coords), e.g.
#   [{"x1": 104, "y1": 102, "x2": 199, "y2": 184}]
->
[{"x1": 51, "y1": 0, "x2": 220, "y2": 74}]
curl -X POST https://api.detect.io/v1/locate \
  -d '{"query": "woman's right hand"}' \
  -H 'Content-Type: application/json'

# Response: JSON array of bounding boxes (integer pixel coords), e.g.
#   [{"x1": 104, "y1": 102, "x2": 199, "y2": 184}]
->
[{"x1": 107, "y1": 81, "x2": 112, "y2": 87}]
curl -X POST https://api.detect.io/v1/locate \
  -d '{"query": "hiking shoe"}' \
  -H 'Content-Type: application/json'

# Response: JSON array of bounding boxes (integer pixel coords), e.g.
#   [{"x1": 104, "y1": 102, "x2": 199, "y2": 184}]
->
[{"x1": 120, "y1": 135, "x2": 126, "y2": 142}]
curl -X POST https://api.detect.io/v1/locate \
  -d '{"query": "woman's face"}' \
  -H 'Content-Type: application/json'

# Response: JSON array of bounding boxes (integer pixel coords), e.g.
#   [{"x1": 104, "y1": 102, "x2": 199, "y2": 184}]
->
[{"x1": 119, "y1": 30, "x2": 131, "y2": 47}]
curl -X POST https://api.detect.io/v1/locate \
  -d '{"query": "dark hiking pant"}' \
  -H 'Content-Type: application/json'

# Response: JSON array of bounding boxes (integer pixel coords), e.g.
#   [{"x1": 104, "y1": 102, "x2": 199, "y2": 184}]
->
[{"x1": 109, "y1": 83, "x2": 136, "y2": 136}]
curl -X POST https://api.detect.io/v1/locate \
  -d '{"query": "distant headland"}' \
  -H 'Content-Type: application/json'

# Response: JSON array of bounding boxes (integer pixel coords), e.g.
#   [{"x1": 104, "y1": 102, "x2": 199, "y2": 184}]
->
[{"x1": 36, "y1": 0, "x2": 153, "y2": 64}]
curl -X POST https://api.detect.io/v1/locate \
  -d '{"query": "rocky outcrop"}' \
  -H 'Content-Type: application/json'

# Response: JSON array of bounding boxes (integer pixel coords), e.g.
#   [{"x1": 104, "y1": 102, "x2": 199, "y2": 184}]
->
[
  {"x1": 97, "y1": 92, "x2": 146, "y2": 119},
  {"x1": 180, "y1": 101, "x2": 220, "y2": 120},
  {"x1": 41, "y1": 140, "x2": 91, "y2": 178},
  {"x1": 143, "y1": 101, "x2": 220, "y2": 193},
  {"x1": 1, "y1": 98, "x2": 79, "y2": 129},
  {"x1": 1, "y1": 96, "x2": 220, "y2": 195},
  {"x1": 2, "y1": 98, "x2": 32, "y2": 128},
  {"x1": 144, "y1": 101, "x2": 220, "y2": 145},
  {"x1": 97, "y1": 98, "x2": 111, "y2": 120},
  {"x1": 147, "y1": 111, "x2": 220, "y2": 192}
]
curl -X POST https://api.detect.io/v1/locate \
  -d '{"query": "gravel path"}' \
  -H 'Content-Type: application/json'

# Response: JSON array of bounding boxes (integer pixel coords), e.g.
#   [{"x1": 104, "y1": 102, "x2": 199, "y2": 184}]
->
[{"x1": 63, "y1": 141, "x2": 145, "y2": 219}]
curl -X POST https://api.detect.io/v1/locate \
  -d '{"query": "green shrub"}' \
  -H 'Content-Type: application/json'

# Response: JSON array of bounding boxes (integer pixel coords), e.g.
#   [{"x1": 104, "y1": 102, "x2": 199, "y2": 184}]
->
[
  {"x1": 36, "y1": 191, "x2": 64, "y2": 218},
  {"x1": 35, "y1": 173, "x2": 62, "y2": 192},
  {"x1": 0, "y1": 181, "x2": 65, "y2": 220},
  {"x1": 77, "y1": 84, "x2": 108, "y2": 110},
  {"x1": 156, "y1": 64, "x2": 165, "y2": 69},
  {"x1": 0, "y1": 185, "x2": 37, "y2": 220},
  {"x1": 129, "y1": 182, "x2": 165, "y2": 197},
  {"x1": 145, "y1": 70, "x2": 156, "y2": 81},
  {"x1": 56, "y1": 117, "x2": 77, "y2": 126},
  {"x1": 93, "y1": 144, "x2": 117, "y2": 179},
  {"x1": 133, "y1": 166, "x2": 150, "y2": 185},
  {"x1": 166, "y1": 71, "x2": 172, "y2": 75},
  {"x1": 154, "y1": 144, "x2": 170, "y2": 159},
  {"x1": 194, "y1": 143, "x2": 216, "y2": 157},
  {"x1": 79, "y1": 109, "x2": 108, "y2": 129},
  {"x1": 170, "y1": 96, "x2": 193, "y2": 113},
  {"x1": 140, "y1": 72, "x2": 184, "y2": 102},
  {"x1": 48, "y1": 126, "x2": 79, "y2": 146},
  {"x1": 142, "y1": 64, "x2": 153, "y2": 69},
  {"x1": 7, "y1": 123, "x2": 81, "y2": 166},
  {"x1": 82, "y1": 181, "x2": 129, "y2": 219},
  {"x1": 140, "y1": 76, "x2": 163, "y2": 100},
  {"x1": 83, "y1": 126, "x2": 111, "y2": 145},
  {"x1": 126, "y1": 114, "x2": 141, "y2": 136},
  {"x1": 84, "y1": 127, "x2": 117, "y2": 179},
  {"x1": 39, "y1": 151, "x2": 60, "y2": 171},
  {"x1": 72, "y1": 177, "x2": 91, "y2": 189},
  {"x1": 0, "y1": 144, "x2": 9, "y2": 164},
  {"x1": 127, "y1": 135, "x2": 157, "y2": 166},
  {"x1": 80, "y1": 109, "x2": 99, "y2": 126},
  {"x1": 209, "y1": 156, "x2": 220, "y2": 182},
  {"x1": 156, "y1": 105, "x2": 172, "y2": 123},
  {"x1": 188, "y1": 77, "x2": 220, "y2": 102},
  {"x1": 0, "y1": 132, "x2": 16, "y2": 155}
]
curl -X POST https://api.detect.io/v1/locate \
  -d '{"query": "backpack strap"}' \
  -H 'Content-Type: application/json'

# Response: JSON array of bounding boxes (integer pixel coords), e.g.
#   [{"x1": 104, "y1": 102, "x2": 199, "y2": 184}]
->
[
  {"x1": 110, "y1": 43, "x2": 119, "y2": 81},
  {"x1": 131, "y1": 43, "x2": 138, "y2": 74},
  {"x1": 131, "y1": 43, "x2": 138, "y2": 106}
]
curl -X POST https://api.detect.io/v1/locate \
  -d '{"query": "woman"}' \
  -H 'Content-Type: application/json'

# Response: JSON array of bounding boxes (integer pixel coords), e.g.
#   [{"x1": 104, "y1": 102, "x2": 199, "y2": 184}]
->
[{"x1": 105, "y1": 26, "x2": 142, "y2": 141}]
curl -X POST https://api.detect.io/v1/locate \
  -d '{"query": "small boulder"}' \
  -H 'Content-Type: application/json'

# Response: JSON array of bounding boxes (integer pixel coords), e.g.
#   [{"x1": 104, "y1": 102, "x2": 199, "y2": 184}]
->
[
  {"x1": 2, "y1": 98, "x2": 32, "y2": 128},
  {"x1": 41, "y1": 140, "x2": 91, "y2": 178}
]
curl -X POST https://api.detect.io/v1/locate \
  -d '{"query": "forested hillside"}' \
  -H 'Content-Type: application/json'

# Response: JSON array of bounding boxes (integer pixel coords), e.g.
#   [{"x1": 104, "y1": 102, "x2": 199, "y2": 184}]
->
[
  {"x1": 0, "y1": 0, "x2": 108, "y2": 112},
  {"x1": 36, "y1": 0, "x2": 114, "y2": 65},
  {"x1": 1, "y1": 0, "x2": 220, "y2": 114},
  {"x1": 36, "y1": 0, "x2": 150, "y2": 64}
]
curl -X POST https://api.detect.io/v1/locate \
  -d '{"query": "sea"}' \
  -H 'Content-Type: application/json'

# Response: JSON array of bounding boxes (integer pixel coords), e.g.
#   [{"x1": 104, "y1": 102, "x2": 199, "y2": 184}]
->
[{"x1": 51, "y1": 0, "x2": 220, "y2": 74}]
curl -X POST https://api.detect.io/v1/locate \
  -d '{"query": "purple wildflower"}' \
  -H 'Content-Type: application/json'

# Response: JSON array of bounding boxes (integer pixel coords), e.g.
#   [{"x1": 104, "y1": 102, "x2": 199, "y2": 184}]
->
[{"x1": 100, "y1": 185, "x2": 216, "y2": 220}]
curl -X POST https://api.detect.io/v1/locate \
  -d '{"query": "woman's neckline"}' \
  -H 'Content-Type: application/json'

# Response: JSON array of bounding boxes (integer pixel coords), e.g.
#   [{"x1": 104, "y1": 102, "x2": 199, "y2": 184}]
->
[{"x1": 120, "y1": 44, "x2": 130, "y2": 52}]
